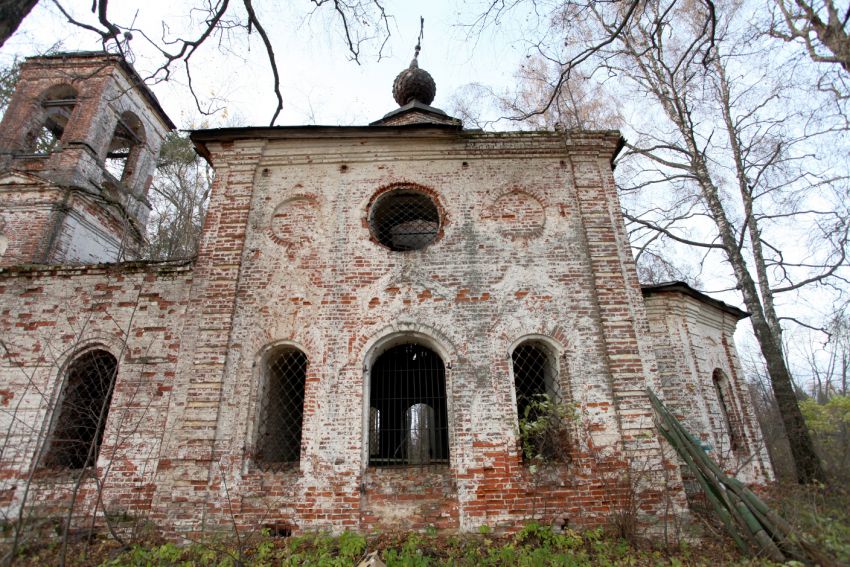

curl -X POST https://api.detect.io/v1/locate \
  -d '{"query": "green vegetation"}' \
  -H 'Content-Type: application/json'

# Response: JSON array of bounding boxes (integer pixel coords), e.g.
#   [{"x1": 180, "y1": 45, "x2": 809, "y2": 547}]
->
[
  {"x1": 517, "y1": 394, "x2": 575, "y2": 469},
  {"x1": 10, "y1": 523, "x2": 785, "y2": 566},
  {"x1": 800, "y1": 395, "x2": 850, "y2": 484},
  {"x1": 765, "y1": 482, "x2": 850, "y2": 566}
]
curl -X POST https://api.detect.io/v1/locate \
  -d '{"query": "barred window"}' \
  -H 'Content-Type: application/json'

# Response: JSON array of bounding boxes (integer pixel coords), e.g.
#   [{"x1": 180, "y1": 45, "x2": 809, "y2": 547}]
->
[
  {"x1": 256, "y1": 347, "x2": 307, "y2": 469},
  {"x1": 369, "y1": 188, "x2": 440, "y2": 251},
  {"x1": 512, "y1": 341, "x2": 564, "y2": 462},
  {"x1": 712, "y1": 369, "x2": 743, "y2": 453},
  {"x1": 43, "y1": 349, "x2": 117, "y2": 469},
  {"x1": 369, "y1": 343, "x2": 448, "y2": 466}
]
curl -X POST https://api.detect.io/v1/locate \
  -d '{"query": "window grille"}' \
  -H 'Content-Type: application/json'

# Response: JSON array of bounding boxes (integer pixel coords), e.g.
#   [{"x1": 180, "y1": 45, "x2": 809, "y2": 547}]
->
[
  {"x1": 256, "y1": 348, "x2": 307, "y2": 469},
  {"x1": 369, "y1": 189, "x2": 440, "y2": 251},
  {"x1": 512, "y1": 342, "x2": 565, "y2": 462},
  {"x1": 369, "y1": 343, "x2": 448, "y2": 466},
  {"x1": 43, "y1": 349, "x2": 117, "y2": 469},
  {"x1": 712, "y1": 369, "x2": 743, "y2": 452}
]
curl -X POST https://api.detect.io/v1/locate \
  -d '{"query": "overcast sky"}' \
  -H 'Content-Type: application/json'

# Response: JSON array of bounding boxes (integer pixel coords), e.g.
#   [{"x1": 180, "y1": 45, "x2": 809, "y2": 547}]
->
[{"x1": 2, "y1": 1, "x2": 535, "y2": 128}]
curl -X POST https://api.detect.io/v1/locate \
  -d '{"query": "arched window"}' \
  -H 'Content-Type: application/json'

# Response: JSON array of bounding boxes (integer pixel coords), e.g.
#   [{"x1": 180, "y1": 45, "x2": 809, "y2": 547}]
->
[
  {"x1": 512, "y1": 340, "x2": 563, "y2": 461},
  {"x1": 27, "y1": 84, "x2": 77, "y2": 154},
  {"x1": 256, "y1": 347, "x2": 307, "y2": 469},
  {"x1": 105, "y1": 111, "x2": 145, "y2": 182},
  {"x1": 369, "y1": 343, "x2": 448, "y2": 466},
  {"x1": 43, "y1": 349, "x2": 117, "y2": 469},
  {"x1": 712, "y1": 369, "x2": 743, "y2": 452}
]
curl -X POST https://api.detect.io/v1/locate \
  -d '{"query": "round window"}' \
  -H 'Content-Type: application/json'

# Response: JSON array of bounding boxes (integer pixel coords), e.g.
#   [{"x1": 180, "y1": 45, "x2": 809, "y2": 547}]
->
[{"x1": 369, "y1": 188, "x2": 440, "y2": 251}]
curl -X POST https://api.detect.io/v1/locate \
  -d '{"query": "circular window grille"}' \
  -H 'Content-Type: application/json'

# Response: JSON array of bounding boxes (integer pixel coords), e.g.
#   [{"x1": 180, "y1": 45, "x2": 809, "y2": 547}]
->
[{"x1": 369, "y1": 188, "x2": 440, "y2": 251}]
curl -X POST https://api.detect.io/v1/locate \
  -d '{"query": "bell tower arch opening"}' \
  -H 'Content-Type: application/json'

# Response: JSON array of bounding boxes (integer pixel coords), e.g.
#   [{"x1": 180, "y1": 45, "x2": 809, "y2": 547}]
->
[
  {"x1": 25, "y1": 84, "x2": 77, "y2": 154},
  {"x1": 105, "y1": 111, "x2": 145, "y2": 184}
]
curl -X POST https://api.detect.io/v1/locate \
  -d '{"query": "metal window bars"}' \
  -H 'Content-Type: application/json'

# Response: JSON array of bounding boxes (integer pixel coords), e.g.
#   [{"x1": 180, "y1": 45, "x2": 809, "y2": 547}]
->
[
  {"x1": 512, "y1": 342, "x2": 565, "y2": 462},
  {"x1": 256, "y1": 348, "x2": 307, "y2": 470},
  {"x1": 43, "y1": 350, "x2": 118, "y2": 469},
  {"x1": 370, "y1": 189, "x2": 440, "y2": 251},
  {"x1": 369, "y1": 343, "x2": 449, "y2": 466}
]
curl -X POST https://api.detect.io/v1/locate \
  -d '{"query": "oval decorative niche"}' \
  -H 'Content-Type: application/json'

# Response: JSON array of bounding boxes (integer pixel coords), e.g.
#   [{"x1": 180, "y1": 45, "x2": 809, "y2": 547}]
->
[
  {"x1": 269, "y1": 195, "x2": 320, "y2": 250},
  {"x1": 482, "y1": 190, "x2": 546, "y2": 241}
]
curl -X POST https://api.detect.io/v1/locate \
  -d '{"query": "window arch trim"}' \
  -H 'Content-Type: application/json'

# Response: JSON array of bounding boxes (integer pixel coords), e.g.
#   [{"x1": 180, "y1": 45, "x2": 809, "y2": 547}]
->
[
  {"x1": 364, "y1": 182, "x2": 447, "y2": 252},
  {"x1": 507, "y1": 334, "x2": 565, "y2": 407},
  {"x1": 507, "y1": 334, "x2": 565, "y2": 359}
]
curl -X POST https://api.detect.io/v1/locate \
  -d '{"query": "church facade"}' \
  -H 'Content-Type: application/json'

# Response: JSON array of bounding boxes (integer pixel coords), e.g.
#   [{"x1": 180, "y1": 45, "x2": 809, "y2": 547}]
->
[{"x1": 0, "y1": 52, "x2": 772, "y2": 537}]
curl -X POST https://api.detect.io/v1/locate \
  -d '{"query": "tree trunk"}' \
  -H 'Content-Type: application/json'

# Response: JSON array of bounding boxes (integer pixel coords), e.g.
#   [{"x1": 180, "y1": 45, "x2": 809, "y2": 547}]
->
[
  {"x1": 689, "y1": 130, "x2": 825, "y2": 484},
  {"x1": 708, "y1": 56, "x2": 824, "y2": 482},
  {"x1": 750, "y1": 312, "x2": 826, "y2": 483},
  {"x1": 632, "y1": 34, "x2": 828, "y2": 482},
  {"x1": 0, "y1": 0, "x2": 39, "y2": 48}
]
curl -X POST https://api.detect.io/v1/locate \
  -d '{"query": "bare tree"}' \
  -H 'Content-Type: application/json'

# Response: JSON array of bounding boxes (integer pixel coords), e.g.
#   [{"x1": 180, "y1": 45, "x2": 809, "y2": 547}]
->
[
  {"x1": 785, "y1": 312, "x2": 850, "y2": 484},
  {"x1": 145, "y1": 132, "x2": 212, "y2": 261},
  {"x1": 499, "y1": 55, "x2": 622, "y2": 130},
  {"x1": 622, "y1": 1, "x2": 844, "y2": 484},
  {"x1": 447, "y1": 55, "x2": 622, "y2": 132},
  {"x1": 746, "y1": 360, "x2": 797, "y2": 481},
  {"x1": 0, "y1": 1, "x2": 39, "y2": 49},
  {"x1": 3, "y1": 0, "x2": 392, "y2": 125},
  {"x1": 766, "y1": 0, "x2": 850, "y2": 72},
  {"x1": 760, "y1": 0, "x2": 850, "y2": 114},
  {"x1": 465, "y1": 0, "x2": 850, "y2": 121},
  {"x1": 797, "y1": 312, "x2": 850, "y2": 401},
  {"x1": 446, "y1": 82, "x2": 500, "y2": 130},
  {"x1": 462, "y1": 1, "x2": 719, "y2": 124},
  {"x1": 0, "y1": 58, "x2": 20, "y2": 119}
]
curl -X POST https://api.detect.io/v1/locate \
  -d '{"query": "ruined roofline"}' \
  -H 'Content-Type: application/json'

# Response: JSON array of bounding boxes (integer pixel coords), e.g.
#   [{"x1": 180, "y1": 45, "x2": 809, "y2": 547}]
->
[
  {"x1": 189, "y1": 125, "x2": 625, "y2": 166},
  {"x1": 25, "y1": 51, "x2": 176, "y2": 131},
  {"x1": 641, "y1": 281, "x2": 750, "y2": 320},
  {"x1": 189, "y1": 123, "x2": 623, "y2": 140}
]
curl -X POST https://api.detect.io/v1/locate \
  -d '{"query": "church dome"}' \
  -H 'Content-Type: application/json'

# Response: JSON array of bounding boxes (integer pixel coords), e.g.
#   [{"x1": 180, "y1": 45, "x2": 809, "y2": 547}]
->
[{"x1": 392, "y1": 58, "x2": 436, "y2": 106}]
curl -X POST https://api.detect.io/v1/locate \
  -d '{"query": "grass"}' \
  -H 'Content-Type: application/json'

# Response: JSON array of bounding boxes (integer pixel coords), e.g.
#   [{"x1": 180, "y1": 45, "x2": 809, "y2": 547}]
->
[
  {"x1": 8, "y1": 523, "x2": 778, "y2": 567},
  {"x1": 5, "y1": 482, "x2": 849, "y2": 566},
  {"x1": 763, "y1": 481, "x2": 850, "y2": 565}
]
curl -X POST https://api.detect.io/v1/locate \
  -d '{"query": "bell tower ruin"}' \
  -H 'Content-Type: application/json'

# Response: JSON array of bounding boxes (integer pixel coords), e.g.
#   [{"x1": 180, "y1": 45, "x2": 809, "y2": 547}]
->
[{"x1": 0, "y1": 52, "x2": 174, "y2": 266}]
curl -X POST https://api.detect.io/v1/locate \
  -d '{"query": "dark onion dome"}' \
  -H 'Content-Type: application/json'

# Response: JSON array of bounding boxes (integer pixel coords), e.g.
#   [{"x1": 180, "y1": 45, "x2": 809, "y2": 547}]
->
[{"x1": 392, "y1": 58, "x2": 436, "y2": 106}]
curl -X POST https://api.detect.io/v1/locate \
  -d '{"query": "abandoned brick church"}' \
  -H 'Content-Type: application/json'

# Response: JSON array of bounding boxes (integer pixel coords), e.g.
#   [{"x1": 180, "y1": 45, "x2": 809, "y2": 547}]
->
[{"x1": 0, "y1": 52, "x2": 773, "y2": 536}]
